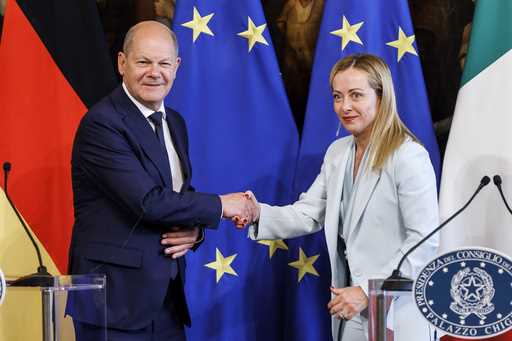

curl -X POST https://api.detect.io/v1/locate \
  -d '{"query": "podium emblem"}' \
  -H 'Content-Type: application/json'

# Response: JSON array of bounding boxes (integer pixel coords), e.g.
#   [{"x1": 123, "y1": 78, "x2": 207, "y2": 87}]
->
[
  {"x1": 414, "y1": 248, "x2": 512, "y2": 339},
  {"x1": 450, "y1": 267, "x2": 495, "y2": 319}
]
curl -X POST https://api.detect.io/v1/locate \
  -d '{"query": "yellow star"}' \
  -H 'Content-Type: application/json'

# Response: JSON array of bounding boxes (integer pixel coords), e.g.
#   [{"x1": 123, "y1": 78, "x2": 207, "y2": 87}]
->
[
  {"x1": 237, "y1": 17, "x2": 269, "y2": 52},
  {"x1": 330, "y1": 16, "x2": 364, "y2": 50},
  {"x1": 288, "y1": 247, "x2": 320, "y2": 282},
  {"x1": 205, "y1": 248, "x2": 238, "y2": 283},
  {"x1": 258, "y1": 239, "x2": 288, "y2": 258},
  {"x1": 181, "y1": 6, "x2": 214, "y2": 42},
  {"x1": 386, "y1": 26, "x2": 418, "y2": 62}
]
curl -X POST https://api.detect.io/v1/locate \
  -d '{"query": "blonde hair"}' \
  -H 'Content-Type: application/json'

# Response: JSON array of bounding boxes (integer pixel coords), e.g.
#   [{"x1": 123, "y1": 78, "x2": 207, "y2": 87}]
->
[{"x1": 329, "y1": 54, "x2": 418, "y2": 171}]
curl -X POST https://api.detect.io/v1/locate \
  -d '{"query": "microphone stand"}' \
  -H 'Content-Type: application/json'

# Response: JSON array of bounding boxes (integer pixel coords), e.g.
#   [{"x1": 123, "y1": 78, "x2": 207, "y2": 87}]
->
[
  {"x1": 2, "y1": 162, "x2": 60, "y2": 341},
  {"x1": 381, "y1": 176, "x2": 491, "y2": 291},
  {"x1": 492, "y1": 175, "x2": 512, "y2": 215},
  {"x1": 2, "y1": 162, "x2": 53, "y2": 287}
]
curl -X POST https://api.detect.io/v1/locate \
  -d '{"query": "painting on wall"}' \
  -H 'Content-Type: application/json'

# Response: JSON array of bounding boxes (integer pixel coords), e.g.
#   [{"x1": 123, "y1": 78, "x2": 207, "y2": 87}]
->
[{"x1": 262, "y1": 0, "x2": 324, "y2": 133}]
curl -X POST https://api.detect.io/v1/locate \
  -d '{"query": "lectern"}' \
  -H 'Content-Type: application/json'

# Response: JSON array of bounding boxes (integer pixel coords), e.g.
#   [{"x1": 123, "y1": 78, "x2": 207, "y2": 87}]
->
[
  {"x1": 368, "y1": 278, "x2": 436, "y2": 341},
  {"x1": 2, "y1": 274, "x2": 106, "y2": 341}
]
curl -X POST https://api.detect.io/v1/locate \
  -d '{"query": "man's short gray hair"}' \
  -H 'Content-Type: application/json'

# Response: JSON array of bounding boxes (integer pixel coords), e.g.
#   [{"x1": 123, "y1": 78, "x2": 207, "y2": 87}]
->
[{"x1": 122, "y1": 21, "x2": 179, "y2": 56}]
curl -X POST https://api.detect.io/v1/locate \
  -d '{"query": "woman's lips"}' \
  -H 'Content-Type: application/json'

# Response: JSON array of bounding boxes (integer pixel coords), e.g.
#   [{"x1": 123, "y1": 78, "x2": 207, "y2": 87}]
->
[{"x1": 342, "y1": 116, "x2": 358, "y2": 122}]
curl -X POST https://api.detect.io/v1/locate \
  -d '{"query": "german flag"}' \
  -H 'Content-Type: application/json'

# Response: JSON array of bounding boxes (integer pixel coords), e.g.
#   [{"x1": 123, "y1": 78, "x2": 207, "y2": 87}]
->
[{"x1": 0, "y1": 0, "x2": 116, "y2": 338}]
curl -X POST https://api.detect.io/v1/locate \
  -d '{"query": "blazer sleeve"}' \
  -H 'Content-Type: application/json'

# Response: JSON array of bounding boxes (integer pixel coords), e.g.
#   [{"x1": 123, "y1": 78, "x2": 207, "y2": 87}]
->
[
  {"x1": 74, "y1": 111, "x2": 222, "y2": 228},
  {"x1": 391, "y1": 141, "x2": 439, "y2": 280},
  {"x1": 248, "y1": 150, "x2": 333, "y2": 240}
]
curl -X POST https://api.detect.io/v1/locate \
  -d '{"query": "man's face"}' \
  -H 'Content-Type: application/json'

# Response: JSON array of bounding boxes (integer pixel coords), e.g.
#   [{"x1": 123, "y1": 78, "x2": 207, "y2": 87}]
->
[{"x1": 118, "y1": 27, "x2": 180, "y2": 111}]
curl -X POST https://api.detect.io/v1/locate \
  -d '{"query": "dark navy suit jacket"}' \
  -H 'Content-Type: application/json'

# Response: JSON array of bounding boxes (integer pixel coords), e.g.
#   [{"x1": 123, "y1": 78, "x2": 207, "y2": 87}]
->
[{"x1": 68, "y1": 85, "x2": 222, "y2": 330}]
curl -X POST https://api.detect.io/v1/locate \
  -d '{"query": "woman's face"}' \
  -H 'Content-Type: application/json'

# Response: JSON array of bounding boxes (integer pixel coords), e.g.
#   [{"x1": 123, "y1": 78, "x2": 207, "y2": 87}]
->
[{"x1": 332, "y1": 67, "x2": 379, "y2": 141}]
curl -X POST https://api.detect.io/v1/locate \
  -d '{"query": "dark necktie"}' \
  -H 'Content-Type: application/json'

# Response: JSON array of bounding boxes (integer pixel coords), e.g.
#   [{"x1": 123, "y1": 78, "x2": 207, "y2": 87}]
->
[
  {"x1": 148, "y1": 111, "x2": 167, "y2": 149},
  {"x1": 149, "y1": 111, "x2": 178, "y2": 279},
  {"x1": 148, "y1": 111, "x2": 172, "y2": 172}
]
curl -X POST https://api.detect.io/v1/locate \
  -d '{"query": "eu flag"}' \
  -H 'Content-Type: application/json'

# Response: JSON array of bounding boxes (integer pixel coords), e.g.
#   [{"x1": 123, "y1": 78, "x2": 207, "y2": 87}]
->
[
  {"x1": 166, "y1": 1, "x2": 330, "y2": 340},
  {"x1": 296, "y1": 0, "x2": 441, "y2": 194}
]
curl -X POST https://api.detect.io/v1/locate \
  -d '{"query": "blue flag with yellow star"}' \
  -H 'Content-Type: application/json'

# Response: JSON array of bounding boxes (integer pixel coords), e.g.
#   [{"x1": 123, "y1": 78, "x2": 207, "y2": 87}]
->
[
  {"x1": 295, "y1": 0, "x2": 440, "y2": 194},
  {"x1": 166, "y1": 1, "x2": 331, "y2": 340}
]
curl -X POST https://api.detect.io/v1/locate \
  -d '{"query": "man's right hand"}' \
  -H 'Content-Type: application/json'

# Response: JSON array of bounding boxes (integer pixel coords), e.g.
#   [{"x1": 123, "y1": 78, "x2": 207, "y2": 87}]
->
[{"x1": 219, "y1": 192, "x2": 258, "y2": 228}]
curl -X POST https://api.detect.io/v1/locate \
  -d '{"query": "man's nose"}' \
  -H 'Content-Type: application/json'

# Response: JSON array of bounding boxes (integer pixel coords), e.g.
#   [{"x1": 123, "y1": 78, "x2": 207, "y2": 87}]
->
[{"x1": 148, "y1": 64, "x2": 161, "y2": 77}]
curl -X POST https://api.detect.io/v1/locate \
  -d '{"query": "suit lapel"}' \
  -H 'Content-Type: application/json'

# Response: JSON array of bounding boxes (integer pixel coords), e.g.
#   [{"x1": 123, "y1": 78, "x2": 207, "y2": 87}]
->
[
  {"x1": 349, "y1": 165, "x2": 381, "y2": 234},
  {"x1": 165, "y1": 113, "x2": 190, "y2": 182},
  {"x1": 324, "y1": 139, "x2": 352, "y2": 272},
  {"x1": 326, "y1": 147, "x2": 350, "y2": 230},
  {"x1": 112, "y1": 87, "x2": 172, "y2": 187}
]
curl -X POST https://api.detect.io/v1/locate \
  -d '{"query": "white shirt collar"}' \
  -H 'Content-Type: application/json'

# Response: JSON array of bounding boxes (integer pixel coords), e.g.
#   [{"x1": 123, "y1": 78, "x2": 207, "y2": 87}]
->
[{"x1": 122, "y1": 83, "x2": 166, "y2": 119}]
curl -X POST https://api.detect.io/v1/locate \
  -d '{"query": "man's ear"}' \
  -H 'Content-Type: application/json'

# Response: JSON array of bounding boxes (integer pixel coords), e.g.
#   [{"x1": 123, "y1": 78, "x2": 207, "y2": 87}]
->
[{"x1": 118, "y1": 51, "x2": 127, "y2": 76}]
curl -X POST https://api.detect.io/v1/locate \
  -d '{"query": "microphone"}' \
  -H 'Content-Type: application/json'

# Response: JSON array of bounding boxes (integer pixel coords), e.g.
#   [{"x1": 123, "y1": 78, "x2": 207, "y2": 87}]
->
[
  {"x1": 492, "y1": 175, "x2": 512, "y2": 215},
  {"x1": 381, "y1": 175, "x2": 491, "y2": 291},
  {"x1": 3, "y1": 162, "x2": 10, "y2": 194},
  {"x1": 2, "y1": 161, "x2": 53, "y2": 287},
  {"x1": 336, "y1": 122, "x2": 342, "y2": 137}
]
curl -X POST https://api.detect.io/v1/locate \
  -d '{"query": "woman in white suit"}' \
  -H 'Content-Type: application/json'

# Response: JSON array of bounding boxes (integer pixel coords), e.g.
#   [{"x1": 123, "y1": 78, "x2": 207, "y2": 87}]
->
[{"x1": 243, "y1": 54, "x2": 439, "y2": 341}]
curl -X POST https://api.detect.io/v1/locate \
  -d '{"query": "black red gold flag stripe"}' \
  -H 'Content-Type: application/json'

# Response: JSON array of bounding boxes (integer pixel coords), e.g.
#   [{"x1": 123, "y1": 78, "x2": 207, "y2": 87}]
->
[{"x1": 0, "y1": 0, "x2": 116, "y2": 273}]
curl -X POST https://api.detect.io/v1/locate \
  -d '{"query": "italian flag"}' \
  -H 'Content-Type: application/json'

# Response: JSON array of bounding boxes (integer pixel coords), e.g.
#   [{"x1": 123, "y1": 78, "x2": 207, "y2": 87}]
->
[
  {"x1": 0, "y1": 0, "x2": 116, "y2": 339},
  {"x1": 439, "y1": 1, "x2": 512, "y2": 340}
]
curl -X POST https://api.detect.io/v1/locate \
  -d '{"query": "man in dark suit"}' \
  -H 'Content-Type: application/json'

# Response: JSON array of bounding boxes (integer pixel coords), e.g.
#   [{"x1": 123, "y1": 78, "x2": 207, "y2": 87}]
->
[{"x1": 68, "y1": 21, "x2": 255, "y2": 341}]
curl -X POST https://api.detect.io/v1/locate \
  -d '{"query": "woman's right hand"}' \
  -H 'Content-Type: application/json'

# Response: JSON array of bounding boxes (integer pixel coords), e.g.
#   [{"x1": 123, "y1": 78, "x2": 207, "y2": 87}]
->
[{"x1": 328, "y1": 286, "x2": 368, "y2": 320}]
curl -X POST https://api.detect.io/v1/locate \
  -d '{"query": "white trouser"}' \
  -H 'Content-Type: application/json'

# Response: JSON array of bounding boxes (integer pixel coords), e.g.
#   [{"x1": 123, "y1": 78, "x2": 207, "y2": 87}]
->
[{"x1": 340, "y1": 315, "x2": 366, "y2": 341}]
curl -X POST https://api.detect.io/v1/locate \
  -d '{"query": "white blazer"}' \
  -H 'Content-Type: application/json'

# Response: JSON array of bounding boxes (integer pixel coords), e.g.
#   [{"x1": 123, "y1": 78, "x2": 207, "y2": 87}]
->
[{"x1": 249, "y1": 136, "x2": 439, "y2": 341}]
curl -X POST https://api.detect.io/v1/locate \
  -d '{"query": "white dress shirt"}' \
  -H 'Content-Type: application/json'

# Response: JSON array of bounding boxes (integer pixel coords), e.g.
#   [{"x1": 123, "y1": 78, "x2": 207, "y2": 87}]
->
[{"x1": 122, "y1": 83, "x2": 184, "y2": 192}]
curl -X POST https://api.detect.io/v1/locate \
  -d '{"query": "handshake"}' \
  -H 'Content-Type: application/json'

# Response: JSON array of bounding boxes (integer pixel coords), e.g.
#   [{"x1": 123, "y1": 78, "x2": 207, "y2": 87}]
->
[{"x1": 219, "y1": 191, "x2": 259, "y2": 228}]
